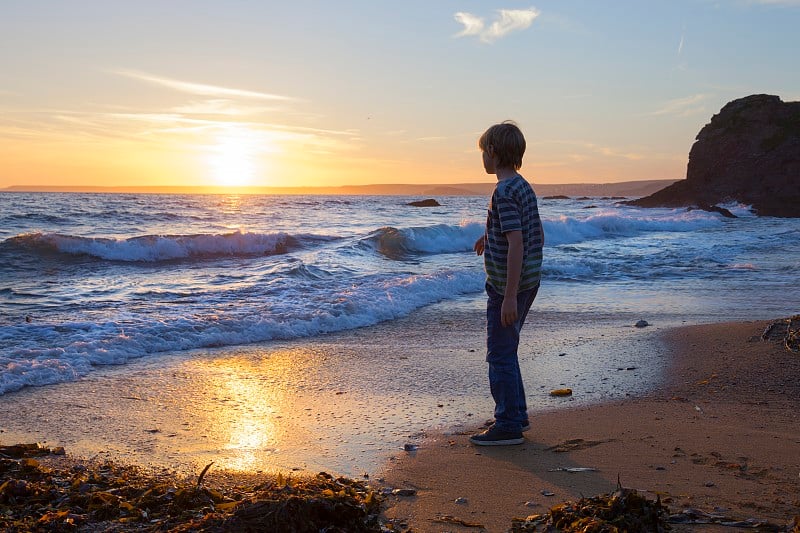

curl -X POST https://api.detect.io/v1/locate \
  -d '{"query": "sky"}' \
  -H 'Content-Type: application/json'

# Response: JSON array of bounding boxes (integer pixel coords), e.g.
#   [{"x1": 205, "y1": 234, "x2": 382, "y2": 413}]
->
[{"x1": 1, "y1": 0, "x2": 799, "y2": 190}]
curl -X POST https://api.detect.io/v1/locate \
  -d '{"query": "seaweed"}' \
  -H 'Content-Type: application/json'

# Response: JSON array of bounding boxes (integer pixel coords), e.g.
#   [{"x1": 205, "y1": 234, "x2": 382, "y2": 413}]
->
[
  {"x1": 510, "y1": 484, "x2": 670, "y2": 532},
  {"x1": 4, "y1": 443, "x2": 797, "y2": 532},
  {"x1": 762, "y1": 315, "x2": 800, "y2": 353},
  {"x1": 0, "y1": 443, "x2": 382, "y2": 532}
]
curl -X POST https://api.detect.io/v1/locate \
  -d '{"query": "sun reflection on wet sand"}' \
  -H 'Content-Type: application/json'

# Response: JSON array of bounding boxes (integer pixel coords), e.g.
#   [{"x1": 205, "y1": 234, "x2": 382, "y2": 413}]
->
[
  {"x1": 187, "y1": 354, "x2": 306, "y2": 472},
  {"x1": 175, "y1": 343, "x2": 466, "y2": 475},
  {"x1": 210, "y1": 362, "x2": 275, "y2": 470},
  {"x1": 0, "y1": 300, "x2": 672, "y2": 478}
]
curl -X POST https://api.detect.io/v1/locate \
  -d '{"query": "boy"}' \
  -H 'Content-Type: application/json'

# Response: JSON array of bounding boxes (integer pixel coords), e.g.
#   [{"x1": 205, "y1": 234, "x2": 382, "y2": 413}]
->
[{"x1": 471, "y1": 121, "x2": 544, "y2": 446}]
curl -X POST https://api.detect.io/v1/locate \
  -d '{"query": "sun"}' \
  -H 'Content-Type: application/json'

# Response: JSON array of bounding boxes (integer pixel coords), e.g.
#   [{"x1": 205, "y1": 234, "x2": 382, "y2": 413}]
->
[{"x1": 207, "y1": 128, "x2": 261, "y2": 187}]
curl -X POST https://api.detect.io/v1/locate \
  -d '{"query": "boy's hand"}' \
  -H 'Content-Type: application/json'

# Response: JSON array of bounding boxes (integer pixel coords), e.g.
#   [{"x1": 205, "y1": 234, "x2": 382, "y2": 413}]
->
[
  {"x1": 501, "y1": 296, "x2": 518, "y2": 327},
  {"x1": 474, "y1": 235, "x2": 486, "y2": 255}
]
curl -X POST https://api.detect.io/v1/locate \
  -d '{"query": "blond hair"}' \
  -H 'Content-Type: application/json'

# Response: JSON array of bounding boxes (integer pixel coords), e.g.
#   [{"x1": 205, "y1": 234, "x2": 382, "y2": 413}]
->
[{"x1": 478, "y1": 121, "x2": 526, "y2": 170}]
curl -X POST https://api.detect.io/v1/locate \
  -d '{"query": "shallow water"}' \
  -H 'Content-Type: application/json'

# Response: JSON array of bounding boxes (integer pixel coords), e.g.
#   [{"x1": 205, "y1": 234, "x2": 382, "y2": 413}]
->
[
  {"x1": 0, "y1": 296, "x2": 675, "y2": 477},
  {"x1": 1, "y1": 192, "x2": 797, "y2": 395}
]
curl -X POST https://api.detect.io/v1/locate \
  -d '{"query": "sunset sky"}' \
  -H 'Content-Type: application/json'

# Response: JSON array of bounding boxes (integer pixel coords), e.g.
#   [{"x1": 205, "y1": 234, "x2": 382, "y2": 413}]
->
[{"x1": 1, "y1": 1, "x2": 799, "y2": 190}]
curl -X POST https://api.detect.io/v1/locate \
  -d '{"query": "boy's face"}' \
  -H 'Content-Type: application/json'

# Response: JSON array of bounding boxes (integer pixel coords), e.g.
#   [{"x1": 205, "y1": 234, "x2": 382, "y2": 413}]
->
[{"x1": 482, "y1": 149, "x2": 495, "y2": 174}]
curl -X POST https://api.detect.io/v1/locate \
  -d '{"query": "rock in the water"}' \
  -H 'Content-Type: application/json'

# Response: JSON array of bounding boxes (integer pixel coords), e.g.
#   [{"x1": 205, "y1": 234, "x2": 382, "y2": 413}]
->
[
  {"x1": 689, "y1": 204, "x2": 737, "y2": 218},
  {"x1": 407, "y1": 198, "x2": 441, "y2": 207},
  {"x1": 626, "y1": 94, "x2": 800, "y2": 217}
]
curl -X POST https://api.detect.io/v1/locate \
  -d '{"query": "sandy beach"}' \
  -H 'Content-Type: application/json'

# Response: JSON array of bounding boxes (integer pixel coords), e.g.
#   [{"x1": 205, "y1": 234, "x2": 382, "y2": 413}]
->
[
  {"x1": 2, "y1": 302, "x2": 799, "y2": 530},
  {"x1": 381, "y1": 319, "x2": 800, "y2": 531}
]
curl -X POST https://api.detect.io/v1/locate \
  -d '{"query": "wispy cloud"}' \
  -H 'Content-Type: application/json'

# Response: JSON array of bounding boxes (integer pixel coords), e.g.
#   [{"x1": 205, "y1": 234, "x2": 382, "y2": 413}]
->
[
  {"x1": 103, "y1": 112, "x2": 357, "y2": 149},
  {"x1": 1, "y1": 69, "x2": 362, "y2": 166},
  {"x1": 650, "y1": 94, "x2": 709, "y2": 117},
  {"x1": 171, "y1": 99, "x2": 279, "y2": 116},
  {"x1": 454, "y1": 8, "x2": 540, "y2": 43},
  {"x1": 0, "y1": 105, "x2": 357, "y2": 157},
  {"x1": 453, "y1": 12, "x2": 484, "y2": 38},
  {"x1": 677, "y1": 33, "x2": 685, "y2": 56},
  {"x1": 111, "y1": 69, "x2": 295, "y2": 101},
  {"x1": 92, "y1": 69, "x2": 356, "y2": 152}
]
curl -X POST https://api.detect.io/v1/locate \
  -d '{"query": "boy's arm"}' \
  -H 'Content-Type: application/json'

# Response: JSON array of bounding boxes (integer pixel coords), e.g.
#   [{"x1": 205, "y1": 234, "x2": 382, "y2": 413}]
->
[{"x1": 501, "y1": 230, "x2": 523, "y2": 327}]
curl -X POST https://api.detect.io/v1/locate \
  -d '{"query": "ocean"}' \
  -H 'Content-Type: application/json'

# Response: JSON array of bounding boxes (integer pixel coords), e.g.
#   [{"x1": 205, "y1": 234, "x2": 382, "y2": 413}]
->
[{"x1": 1, "y1": 191, "x2": 799, "y2": 397}]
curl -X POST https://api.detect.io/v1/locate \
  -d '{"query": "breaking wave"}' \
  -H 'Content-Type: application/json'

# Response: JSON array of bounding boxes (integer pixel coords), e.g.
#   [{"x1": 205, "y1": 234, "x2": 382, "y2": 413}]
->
[{"x1": 1, "y1": 231, "x2": 337, "y2": 262}]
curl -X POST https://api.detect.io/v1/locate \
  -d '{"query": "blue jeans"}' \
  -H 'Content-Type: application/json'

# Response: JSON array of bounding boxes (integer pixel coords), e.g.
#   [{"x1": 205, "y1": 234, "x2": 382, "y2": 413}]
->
[{"x1": 485, "y1": 282, "x2": 538, "y2": 432}]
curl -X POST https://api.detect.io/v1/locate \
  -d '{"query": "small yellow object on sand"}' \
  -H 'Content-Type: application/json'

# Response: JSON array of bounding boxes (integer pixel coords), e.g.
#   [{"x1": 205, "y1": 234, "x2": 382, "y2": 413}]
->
[{"x1": 550, "y1": 388, "x2": 573, "y2": 396}]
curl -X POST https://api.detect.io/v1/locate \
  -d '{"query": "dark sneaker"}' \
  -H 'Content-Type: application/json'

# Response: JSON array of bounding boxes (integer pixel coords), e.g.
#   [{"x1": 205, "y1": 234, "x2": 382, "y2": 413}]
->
[
  {"x1": 469, "y1": 425, "x2": 524, "y2": 446},
  {"x1": 485, "y1": 419, "x2": 530, "y2": 432}
]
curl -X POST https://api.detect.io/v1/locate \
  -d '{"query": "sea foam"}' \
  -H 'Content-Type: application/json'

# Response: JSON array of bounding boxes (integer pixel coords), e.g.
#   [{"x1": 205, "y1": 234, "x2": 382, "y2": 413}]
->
[
  {"x1": 543, "y1": 207, "x2": 726, "y2": 246},
  {"x1": 4, "y1": 231, "x2": 332, "y2": 262},
  {"x1": 0, "y1": 267, "x2": 484, "y2": 395}
]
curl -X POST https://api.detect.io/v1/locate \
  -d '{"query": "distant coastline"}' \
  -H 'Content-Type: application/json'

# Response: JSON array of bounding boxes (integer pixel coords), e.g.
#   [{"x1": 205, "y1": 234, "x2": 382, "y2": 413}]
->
[{"x1": 0, "y1": 179, "x2": 678, "y2": 198}]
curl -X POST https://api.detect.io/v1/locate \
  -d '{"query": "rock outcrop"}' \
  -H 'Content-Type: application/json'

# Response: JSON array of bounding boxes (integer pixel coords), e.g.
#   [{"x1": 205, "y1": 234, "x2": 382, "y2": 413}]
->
[
  {"x1": 407, "y1": 198, "x2": 441, "y2": 207},
  {"x1": 628, "y1": 94, "x2": 800, "y2": 217}
]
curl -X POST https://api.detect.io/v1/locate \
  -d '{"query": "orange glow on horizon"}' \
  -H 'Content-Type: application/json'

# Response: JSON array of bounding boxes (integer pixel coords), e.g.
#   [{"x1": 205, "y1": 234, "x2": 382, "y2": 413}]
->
[{"x1": 0, "y1": 127, "x2": 685, "y2": 192}]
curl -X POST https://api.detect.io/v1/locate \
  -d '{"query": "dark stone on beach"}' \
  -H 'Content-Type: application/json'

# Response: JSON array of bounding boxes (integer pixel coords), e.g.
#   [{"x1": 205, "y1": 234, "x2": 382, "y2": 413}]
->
[
  {"x1": 391, "y1": 488, "x2": 417, "y2": 497},
  {"x1": 583, "y1": 205, "x2": 598, "y2": 209},
  {"x1": 626, "y1": 94, "x2": 800, "y2": 217},
  {"x1": 407, "y1": 198, "x2": 441, "y2": 207},
  {"x1": 543, "y1": 195, "x2": 571, "y2": 200},
  {"x1": 0, "y1": 443, "x2": 53, "y2": 457},
  {"x1": 635, "y1": 320, "x2": 650, "y2": 328}
]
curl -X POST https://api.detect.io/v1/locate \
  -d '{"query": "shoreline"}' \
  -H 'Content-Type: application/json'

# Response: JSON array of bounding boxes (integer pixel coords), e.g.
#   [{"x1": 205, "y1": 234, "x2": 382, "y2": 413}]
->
[
  {"x1": 380, "y1": 318, "x2": 800, "y2": 531},
  {"x1": 0, "y1": 296, "x2": 676, "y2": 478},
  {"x1": 2, "y1": 315, "x2": 798, "y2": 530},
  {"x1": 6, "y1": 308, "x2": 800, "y2": 531}
]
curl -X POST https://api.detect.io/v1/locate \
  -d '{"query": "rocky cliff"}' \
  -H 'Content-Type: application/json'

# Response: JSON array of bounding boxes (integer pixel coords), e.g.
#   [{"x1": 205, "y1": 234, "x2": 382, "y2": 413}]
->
[{"x1": 629, "y1": 94, "x2": 800, "y2": 217}]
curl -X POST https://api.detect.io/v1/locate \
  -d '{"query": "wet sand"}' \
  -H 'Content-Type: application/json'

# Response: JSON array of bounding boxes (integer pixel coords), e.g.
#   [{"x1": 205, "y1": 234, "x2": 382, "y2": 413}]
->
[
  {"x1": 0, "y1": 295, "x2": 669, "y2": 477},
  {"x1": 380, "y1": 319, "x2": 800, "y2": 531},
  {"x1": 2, "y1": 299, "x2": 798, "y2": 529}
]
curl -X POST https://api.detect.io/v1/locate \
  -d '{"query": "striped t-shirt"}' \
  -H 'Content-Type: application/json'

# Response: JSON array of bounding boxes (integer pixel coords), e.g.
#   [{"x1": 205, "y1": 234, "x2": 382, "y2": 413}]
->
[{"x1": 484, "y1": 175, "x2": 544, "y2": 293}]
